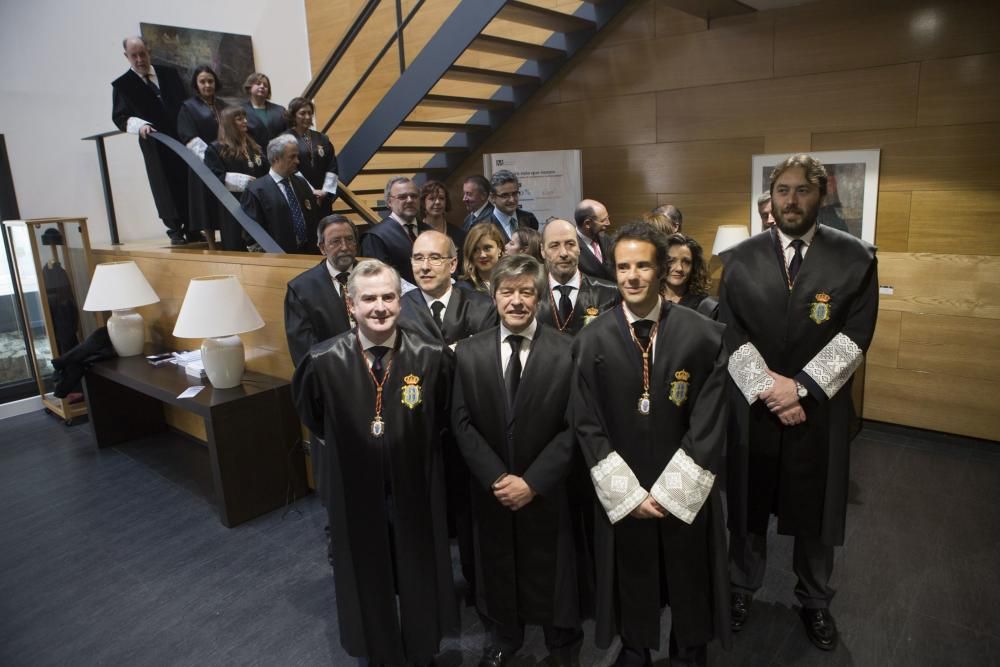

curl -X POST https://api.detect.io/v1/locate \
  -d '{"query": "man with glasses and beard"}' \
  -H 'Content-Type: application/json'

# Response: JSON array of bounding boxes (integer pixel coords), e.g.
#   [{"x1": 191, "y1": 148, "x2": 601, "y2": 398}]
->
[
  {"x1": 720, "y1": 154, "x2": 878, "y2": 652},
  {"x1": 362, "y1": 176, "x2": 431, "y2": 285}
]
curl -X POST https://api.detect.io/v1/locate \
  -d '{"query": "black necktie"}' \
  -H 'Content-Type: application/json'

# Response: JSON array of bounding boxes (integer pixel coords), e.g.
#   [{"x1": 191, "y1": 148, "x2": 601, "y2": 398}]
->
[
  {"x1": 504, "y1": 335, "x2": 524, "y2": 406},
  {"x1": 369, "y1": 346, "x2": 389, "y2": 383},
  {"x1": 788, "y1": 239, "x2": 805, "y2": 284},
  {"x1": 632, "y1": 319, "x2": 653, "y2": 348},
  {"x1": 279, "y1": 179, "x2": 308, "y2": 245},
  {"x1": 555, "y1": 285, "x2": 574, "y2": 323},
  {"x1": 335, "y1": 271, "x2": 349, "y2": 290},
  {"x1": 430, "y1": 301, "x2": 445, "y2": 330},
  {"x1": 144, "y1": 75, "x2": 162, "y2": 104},
  {"x1": 404, "y1": 223, "x2": 417, "y2": 242}
]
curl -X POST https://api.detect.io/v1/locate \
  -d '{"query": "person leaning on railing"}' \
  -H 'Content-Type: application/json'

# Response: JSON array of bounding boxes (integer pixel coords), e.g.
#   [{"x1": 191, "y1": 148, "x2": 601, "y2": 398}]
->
[
  {"x1": 204, "y1": 107, "x2": 269, "y2": 251},
  {"x1": 286, "y1": 97, "x2": 339, "y2": 216}
]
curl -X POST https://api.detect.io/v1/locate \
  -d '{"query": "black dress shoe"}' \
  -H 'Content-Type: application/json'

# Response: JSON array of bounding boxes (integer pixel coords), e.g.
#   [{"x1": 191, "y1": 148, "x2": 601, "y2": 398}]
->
[
  {"x1": 169, "y1": 236, "x2": 187, "y2": 245},
  {"x1": 478, "y1": 645, "x2": 510, "y2": 667},
  {"x1": 731, "y1": 592, "x2": 753, "y2": 632},
  {"x1": 800, "y1": 607, "x2": 838, "y2": 651},
  {"x1": 612, "y1": 644, "x2": 652, "y2": 667}
]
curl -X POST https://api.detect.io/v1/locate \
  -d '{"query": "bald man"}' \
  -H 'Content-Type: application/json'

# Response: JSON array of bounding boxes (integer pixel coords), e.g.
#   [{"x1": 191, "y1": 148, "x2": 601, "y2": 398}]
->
[
  {"x1": 574, "y1": 199, "x2": 615, "y2": 280},
  {"x1": 651, "y1": 204, "x2": 683, "y2": 233}
]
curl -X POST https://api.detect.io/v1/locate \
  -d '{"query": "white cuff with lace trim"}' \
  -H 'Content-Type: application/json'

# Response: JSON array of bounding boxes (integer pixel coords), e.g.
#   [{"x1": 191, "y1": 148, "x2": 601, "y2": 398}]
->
[
  {"x1": 803, "y1": 333, "x2": 863, "y2": 399},
  {"x1": 224, "y1": 172, "x2": 252, "y2": 192},
  {"x1": 590, "y1": 451, "x2": 647, "y2": 524},
  {"x1": 728, "y1": 342, "x2": 772, "y2": 404},
  {"x1": 322, "y1": 172, "x2": 339, "y2": 195},
  {"x1": 650, "y1": 448, "x2": 715, "y2": 525},
  {"x1": 126, "y1": 117, "x2": 151, "y2": 134},
  {"x1": 186, "y1": 137, "x2": 208, "y2": 160}
]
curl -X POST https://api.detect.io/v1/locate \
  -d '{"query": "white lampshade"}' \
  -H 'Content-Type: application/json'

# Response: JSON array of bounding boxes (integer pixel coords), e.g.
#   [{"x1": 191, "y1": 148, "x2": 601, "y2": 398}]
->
[
  {"x1": 172, "y1": 275, "x2": 264, "y2": 339},
  {"x1": 712, "y1": 225, "x2": 750, "y2": 256},
  {"x1": 82, "y1": 261, "x2": 159, "y2": 311},
  {"x1": 172, "y1": 276, "x2": 265, "y2": 389}
]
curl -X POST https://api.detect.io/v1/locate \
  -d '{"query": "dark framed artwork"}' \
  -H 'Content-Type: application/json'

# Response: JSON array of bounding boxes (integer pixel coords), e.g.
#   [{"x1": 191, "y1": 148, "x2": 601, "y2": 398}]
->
[
  {"x1": 750, "y1": 149, "x2": 880, "y2": 244},
  {"x1": 140, "y1": 23, "x2": 255, "y2": 103}
]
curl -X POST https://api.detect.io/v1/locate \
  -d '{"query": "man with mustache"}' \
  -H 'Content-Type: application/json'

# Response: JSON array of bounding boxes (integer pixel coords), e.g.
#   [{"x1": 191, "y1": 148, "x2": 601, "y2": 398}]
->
[{"x1": 720, "y1": 154, "x2": 879, "y2": 652}]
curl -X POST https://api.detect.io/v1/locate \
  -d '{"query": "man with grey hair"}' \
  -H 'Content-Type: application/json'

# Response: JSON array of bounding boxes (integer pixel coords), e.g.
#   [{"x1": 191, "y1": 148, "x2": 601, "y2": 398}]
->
[
  {"x1": 453, "y1": 254, "x2": 582, "y2": 666},
  {"x1": 757, "y1": 192, "x2": 775, "y2": 229},
  {"x1": 240, "y1": 134, "x2": 319, "y2": 253},
  {"x1": 293, "y1": 258, "x2": 458, "y2": 666},
  {"x1": 489, "y1": 169, "x2": 539, "y2": 243},
  {"x1": 362, "y1": 176, "x2": 431, "y2": 285},
  {"x1": 112, "y1": 36, "x2": 191, "y2": 244},
  {"x1": 462, "y1": 174, "x2": 494, "y2": 230}
]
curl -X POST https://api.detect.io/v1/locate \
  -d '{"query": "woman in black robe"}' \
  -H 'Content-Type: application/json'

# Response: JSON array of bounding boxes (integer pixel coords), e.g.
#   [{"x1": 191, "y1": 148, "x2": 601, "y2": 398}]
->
[
  {"x1": 663, "y1": 233, "x2": 719, "y2": 319},
  {"x1": 177, "y1": 65, "x2": 227, "y2": 244},
  {"x1": 241, "y1": 72, "x2": 287, "y2": 150},
  {"x1": 204, "y1": 107, "x2": 269, "y2": 251},
  {"x1": 286, "y1": 96, "x2": 339, "y2": 215}
]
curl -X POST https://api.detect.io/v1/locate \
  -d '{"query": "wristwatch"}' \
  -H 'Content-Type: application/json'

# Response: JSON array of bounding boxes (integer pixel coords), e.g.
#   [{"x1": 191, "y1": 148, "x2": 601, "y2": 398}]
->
[{"x1": 795, "y1": 381, "x2": 808, "y2": 398}]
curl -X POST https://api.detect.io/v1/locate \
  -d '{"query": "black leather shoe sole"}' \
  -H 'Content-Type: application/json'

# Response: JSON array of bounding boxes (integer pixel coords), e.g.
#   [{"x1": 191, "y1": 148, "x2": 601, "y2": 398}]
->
[{"x1": 800, "y1": 608, "x2": 838, "y2": 651}]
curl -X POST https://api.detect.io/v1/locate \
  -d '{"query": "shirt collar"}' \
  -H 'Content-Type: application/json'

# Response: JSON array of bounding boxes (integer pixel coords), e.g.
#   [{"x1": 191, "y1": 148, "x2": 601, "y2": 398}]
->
[
  {"x1": 358, "y1": 328, "x2": 397, "y2": 352},
  {"x1": 775, "y1": 223, "x2": 817, "y2": 250},
  {"x1": 473, "y1": 201, "x2": 490, "y2": 218},
  {"x1": 389, "y1": 212, "x2": 415, "y2": 228},
  {"x1": 421, "y1": 285, "x2": 453, "y2": 310},
  {"x1": 492, "y1": 207, "x2": 515, "y2": 226},
  {"x1": 325, "y1": 261, "x2": 353, "y2": 280},
  {"x1": 133, "y1": 65, "x2": 157, "y2": 81},
  {"x1": 499, "y1": 317, "x2": 537, "y2": 344},
  {"x1": 549, "y1": 270, "x2": 581, "y2": 290},
  {"x1": 623, "y1": 298, "x2": 663, "y2": 325},
  {"x1": 268, "y1": 169, "x2": 286, "y2": 185}
]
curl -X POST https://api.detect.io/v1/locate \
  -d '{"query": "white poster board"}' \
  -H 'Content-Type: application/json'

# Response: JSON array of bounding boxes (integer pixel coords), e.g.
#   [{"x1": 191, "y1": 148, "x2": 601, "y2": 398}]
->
[{"x1": 484, "y1": 149, "x2": 582, "y2": 228}]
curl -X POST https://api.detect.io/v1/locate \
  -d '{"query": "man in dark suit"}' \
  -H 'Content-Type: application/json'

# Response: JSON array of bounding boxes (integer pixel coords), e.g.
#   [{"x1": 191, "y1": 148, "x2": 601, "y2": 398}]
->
[
  {"x1": 453, "y1": 254, "x2": 582, "y2": 667},
  {"x1": 488, "y1": 170, "x2": 539, "y2": 243},
  {"x1": 361, "y1": 176, "x2": 430, "y2": 285},
  {"x1": 462, "y1": 174, "x2": 494, "y2": 231},
  {"x1": 538, "y1": 218, "x2": 618, "y2": 337},
  {"x1": 573, "y1": 199, "x2": 615, "y2": 281},
  {"x1": 111, "y1": 37, "x2": 190, "y2": 245},
  {"x1": 240, "y1": 135, "x2": 320, "y2": 254}
]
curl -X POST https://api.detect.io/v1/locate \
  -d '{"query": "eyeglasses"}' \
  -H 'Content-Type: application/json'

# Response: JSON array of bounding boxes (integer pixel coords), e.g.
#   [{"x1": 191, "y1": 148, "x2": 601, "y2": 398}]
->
[
  {"x1": 493, "y1": 191, "x2": 520, "y2": 201},
  {"x1": 411, "y1": 254, "x2": 453, "y2": 267},
  {"x1": 392, "y1": 193, "x2": 419, "y2": 201},
  {"x1": 324, "y1": 237, "x2": 356, "y2": 247}
]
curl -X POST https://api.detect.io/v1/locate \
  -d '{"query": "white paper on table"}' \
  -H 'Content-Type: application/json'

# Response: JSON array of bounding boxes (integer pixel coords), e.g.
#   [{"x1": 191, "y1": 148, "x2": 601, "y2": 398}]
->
[{"x1": 177, "y1": 386, "x2": 205, "y2": 399}]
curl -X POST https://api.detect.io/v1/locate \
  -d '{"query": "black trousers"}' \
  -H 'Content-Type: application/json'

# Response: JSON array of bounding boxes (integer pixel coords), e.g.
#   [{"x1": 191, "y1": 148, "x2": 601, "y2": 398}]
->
[
  {"x1": 729, "y1": 531, "x2": 835, "y2": 609},
  {"x1": 616, "y1": 635, "x2": 706, "y2": 667},
  {"x1": 489, "y1": 616, "x2": 582, "y2": 655}
]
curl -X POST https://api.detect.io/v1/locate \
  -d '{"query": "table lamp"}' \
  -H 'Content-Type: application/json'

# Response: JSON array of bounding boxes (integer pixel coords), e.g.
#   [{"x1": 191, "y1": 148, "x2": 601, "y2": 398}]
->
[
  {"x1": 172, "y1": 275, "x2": 265, "y2": 389},
  {"x1": 712, "y1": 225, "x2": 750, "y2": 256},
  {"x1": 82, "y1": 260, "x2": 160, "y2": 357}
]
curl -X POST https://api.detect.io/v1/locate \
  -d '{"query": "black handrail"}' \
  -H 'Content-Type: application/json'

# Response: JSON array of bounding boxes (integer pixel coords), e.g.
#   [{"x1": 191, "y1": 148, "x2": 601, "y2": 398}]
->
[
  {"x1": 320, "y1": 0, "x2": 427, "y2": 134},
  {"x1": 301, "y1": 0, "x2": 383, "y2": 101}
]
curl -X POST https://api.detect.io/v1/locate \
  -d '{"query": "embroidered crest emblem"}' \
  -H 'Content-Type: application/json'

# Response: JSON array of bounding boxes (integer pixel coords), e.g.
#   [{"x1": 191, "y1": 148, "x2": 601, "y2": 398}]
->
[
  {"x1": 669, "y1": 369, "x2": 690, "y2": 407},
  {"x1": 317, "y1": 145, "x2": 325, "y2": 157},
  {"x1": 370, "y1": 416, "x2": 384, "y2": 438},
  {"x1": 584, "y1": 306, "x2": 600, "y2": 326},
  {"x1": 400, "y1": 374, "x2": 422, "y2": 409},
  {"x1": 304, "y1": 198, "x2": 313, "y2": 211},
  {"x1": 254, "y1": 154, "x2": 262, "y2": 166},
  {"x1": 810, "y1": 293, "x2": 832, "y2": 324}
]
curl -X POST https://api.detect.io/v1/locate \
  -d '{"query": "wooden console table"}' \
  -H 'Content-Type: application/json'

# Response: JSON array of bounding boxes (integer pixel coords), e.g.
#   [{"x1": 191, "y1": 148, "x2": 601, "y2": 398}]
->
[{"x1": 83, "y1": 356, "x2": 308, "y2": 527}]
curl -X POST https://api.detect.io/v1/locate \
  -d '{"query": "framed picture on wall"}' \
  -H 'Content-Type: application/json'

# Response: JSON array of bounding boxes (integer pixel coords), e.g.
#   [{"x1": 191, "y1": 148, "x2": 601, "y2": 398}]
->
[{"x1": 750, "y1": 149, "x2": 880, "y2": 244}]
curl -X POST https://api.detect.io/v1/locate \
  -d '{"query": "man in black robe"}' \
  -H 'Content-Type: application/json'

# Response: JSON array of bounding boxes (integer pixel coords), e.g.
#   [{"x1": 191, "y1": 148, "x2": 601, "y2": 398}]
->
[
  {"x1": 284, "y1": 214, "x2": 358, "y2": 518},
  {"x1": 572, "y1": 222, "x2": 730, "y2": 666},
  {"x1": 399, "y1": 229, "x2": 497, "y2": 605},
  {"x1": 111, "y1": 37, "x2": 189, "y2": 244},
  {"x1": 538, "y1": 218, "x2": 618, "y2": 337},
  {"x1": 361, "y1": 177, "x2": 431, "y2": 285},
  {"x1": 241, "y1": 135, "x2": 320, "y2": 253},
  {"x1": 453, "y1": 254, "x2": 581, "y2": 667},
  {"x1": 574, "y1": 200, "x2": 615, "y2": 281},
  {"x1": 720, "y1": 154, "x2": 878, "y2": 652},
  {"x1": 293, "y1": 259, "x2": 457, "y2": 666}
]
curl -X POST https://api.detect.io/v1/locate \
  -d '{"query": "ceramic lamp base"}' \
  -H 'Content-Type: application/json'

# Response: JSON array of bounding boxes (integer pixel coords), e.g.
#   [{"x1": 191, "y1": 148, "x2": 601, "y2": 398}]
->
[
  {"x1": 107, "y1": 309, "x2": 145, "y2": 357},
  {"x1": 201, "y1": 335, "x2": 246, "y2": 389}
]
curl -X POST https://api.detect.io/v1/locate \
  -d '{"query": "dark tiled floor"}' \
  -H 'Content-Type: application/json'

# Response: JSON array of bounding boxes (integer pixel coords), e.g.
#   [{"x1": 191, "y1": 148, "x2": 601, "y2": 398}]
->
[{"x1": 0, "y1": 412, "x2": 997, "y2": 666}]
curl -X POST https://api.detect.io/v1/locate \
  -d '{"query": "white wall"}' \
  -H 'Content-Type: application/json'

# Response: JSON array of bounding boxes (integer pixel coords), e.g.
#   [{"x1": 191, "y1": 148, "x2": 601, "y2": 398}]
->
[{"x1": 0, "y1": 0, "x2": 312, "y2": 245}]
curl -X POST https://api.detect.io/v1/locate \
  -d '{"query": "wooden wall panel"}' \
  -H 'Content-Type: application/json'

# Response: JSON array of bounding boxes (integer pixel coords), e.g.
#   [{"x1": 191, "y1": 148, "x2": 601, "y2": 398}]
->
[
  {"x1": 812, "y1": 123, "x2": 1000, "y2": 193},
  {"x1": 655, "y1": 3, "x2": 708, "y2": 36},
  {"x1": 654, "y1": 192, "x2": 748, "y2": 250},
  {"x1": 773, "y1": 0, "x2": 1000, "y2": 78},
  {"x1": 656, "y1": 63, "x2": 920, "y2": 143},
  {"x1": 874, "y1": 192, "x2": 910, "y2": 253},
  {"x1": 897, "y1": 312, "x2": 1000, "y2": 381},
  {"x1": 876, "y1": 252, "x2": 1000, "y2": 320},
  {"x1": 918, "y1": 53, "x2": 1000, "y2": 127},
  {"x1": 867, "y1": 309, "x2": 901, "y2": 368},
  {"x1": 907, "y1": 191, "x2": 1000, "y2": 256}
]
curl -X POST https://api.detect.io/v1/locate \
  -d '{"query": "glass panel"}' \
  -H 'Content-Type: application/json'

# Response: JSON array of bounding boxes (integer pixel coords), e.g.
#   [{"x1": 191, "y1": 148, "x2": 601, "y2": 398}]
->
[
  {"x1": 0, "y1": 225, "x2": 36, "y2": 389},
  {"x1": 7, "y1": 223, "x2": 54, "y2": 391}
]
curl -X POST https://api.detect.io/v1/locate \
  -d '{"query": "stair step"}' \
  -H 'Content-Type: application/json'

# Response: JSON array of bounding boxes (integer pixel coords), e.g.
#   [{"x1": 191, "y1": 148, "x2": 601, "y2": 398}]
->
[
  {"x1": 421, "y1": 94, "x2": 514, "y2": 111},
  {"x1": 378, "y1": 145, "x2": 468, "y2": 154},
  {"x1": 467, "y1": 35, "x2": 564, "y2": 61},
  {"x1": 498, "y1": 1, "x2": 594, "y2": 33},
  {"x1": 347, "y1": 188, "x2": 384, "y2": 195},
  {"x1": 443, "y1": 65, "x2": 540, "y2": 87},
  {"x1": 398, "y1": 120, "x2": 492, "y2": 132},
  {"x1": 357, "y1": 166, "x2": 450, "y2": 176}
]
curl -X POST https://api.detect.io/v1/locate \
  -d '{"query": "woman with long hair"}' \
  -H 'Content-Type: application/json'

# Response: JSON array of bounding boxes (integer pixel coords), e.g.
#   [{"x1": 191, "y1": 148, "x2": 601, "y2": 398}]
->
[
  {"x1": 419, "y1": 180, "x2": 466, "y2": 251},
  {"x1": 663, "y1": 233, "x2": 718, "y2": 319},
  {"x1": 504, "y1": 227, "x2": 543, "y2": 263},
  {"x1": 456, "y1": 223, "x2": 505, "y2": 293}
]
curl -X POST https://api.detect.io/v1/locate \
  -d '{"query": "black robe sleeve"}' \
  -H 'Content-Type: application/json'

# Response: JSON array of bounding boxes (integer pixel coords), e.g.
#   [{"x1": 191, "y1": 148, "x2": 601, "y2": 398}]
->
[{"x1": 292, "y1": 351, "x2": 325, "y2": 439}]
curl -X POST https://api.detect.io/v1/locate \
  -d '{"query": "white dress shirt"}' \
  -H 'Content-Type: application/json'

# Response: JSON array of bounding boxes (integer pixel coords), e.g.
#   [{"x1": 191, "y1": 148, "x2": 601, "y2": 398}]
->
[
  {"x1": 622, "y1": 298, "x2": 662, "y2": 364},
  {"x1": 421, "y1": 286, "x2": 453, "y2": 313},
  {"x1": 499, "y1": 318, "x2": 537, "y2": 378},
  {"x1": 358, "y1": 329, "x2": 397, "y2": 371},
  {"x1": 775, "y1": 224, "x2": 816, "y2": 269},
  {"x1": 549, "y1": 271, "x2": 582, "y2": 309}
]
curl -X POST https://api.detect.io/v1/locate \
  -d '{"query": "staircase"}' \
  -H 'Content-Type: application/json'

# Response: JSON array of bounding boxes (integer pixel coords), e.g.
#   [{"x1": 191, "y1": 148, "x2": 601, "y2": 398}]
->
[{"x1": 306, "y1": 0, "x2": 628, "y2": 217}]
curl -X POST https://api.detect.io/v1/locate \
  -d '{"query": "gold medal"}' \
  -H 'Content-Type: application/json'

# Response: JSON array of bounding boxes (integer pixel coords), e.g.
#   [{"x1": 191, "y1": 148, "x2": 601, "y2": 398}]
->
[
  {"x1": 370, "y1": 416, "x2": 384, "y2": 438},
  {"x1": 317, "y1": 145, "x2": 325, "y2": 157},
  {"x1": 638, "y1": 392, "x2": 651, "y2": 415}
]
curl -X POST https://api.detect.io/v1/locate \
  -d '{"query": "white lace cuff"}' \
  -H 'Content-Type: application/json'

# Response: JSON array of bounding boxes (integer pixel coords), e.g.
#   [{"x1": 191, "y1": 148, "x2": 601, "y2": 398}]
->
[
  {"x1": 322, "y1": 172, "x2": 339, "y2": 195},
  {"x1": 728, "y1": 342, "x2": 772, "y2": 404},
  {"x1": 590, "y1": 451, "x2": 647, "y2": 524},
  {"x1": 126, "y1": 117, "x2": 151, "y2": 134},
  {"x1": 186, "y1": 137, "x2": 208, "y2": 160},
  {"x1": 650, "y1": 449, "x2": 715, "y2": 525},
  {"x1": 224, "y1": 172, "x2": 252, "y2": 192},
  {"x1": 803, "y1": 333, "x2": 863, "y2": 399}
]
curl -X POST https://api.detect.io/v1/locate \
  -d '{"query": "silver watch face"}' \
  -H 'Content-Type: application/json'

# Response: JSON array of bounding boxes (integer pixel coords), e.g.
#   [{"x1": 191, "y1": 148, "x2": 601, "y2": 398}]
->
[{"x1": 797, "y1": 383, "x2": 808, "y2": 397}]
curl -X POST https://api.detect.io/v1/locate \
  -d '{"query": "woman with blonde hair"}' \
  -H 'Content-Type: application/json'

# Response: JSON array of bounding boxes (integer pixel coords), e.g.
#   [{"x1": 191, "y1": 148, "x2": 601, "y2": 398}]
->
[
  {"x1": 456, "y1": 223, "x2": 505, "y2": 293},
  {"x1": 241, "y1": 72, "x2": 287, "y2": 149}
]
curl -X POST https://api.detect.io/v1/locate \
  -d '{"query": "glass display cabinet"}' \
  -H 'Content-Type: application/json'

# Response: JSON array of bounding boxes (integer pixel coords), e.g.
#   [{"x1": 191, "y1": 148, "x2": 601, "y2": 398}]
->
[{"x1": 2, "y1": 217, "x2": 98, "y2": 423}]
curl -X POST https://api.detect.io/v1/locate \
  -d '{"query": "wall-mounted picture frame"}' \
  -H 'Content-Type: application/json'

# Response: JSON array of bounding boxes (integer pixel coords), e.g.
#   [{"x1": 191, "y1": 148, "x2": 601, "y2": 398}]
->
[{"x1": 750, "y1": 149, "x2": 880, "y2": 244}]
